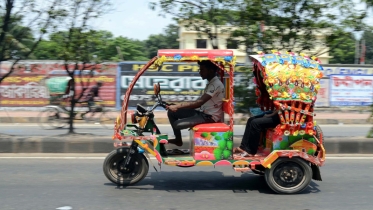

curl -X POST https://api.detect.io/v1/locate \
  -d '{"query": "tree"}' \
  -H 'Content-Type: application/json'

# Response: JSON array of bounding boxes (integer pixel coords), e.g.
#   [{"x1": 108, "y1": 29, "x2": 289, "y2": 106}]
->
[
  {"x1": 101, "y1": 36, "x2": 148, "y2": 61},
  {"x1": 0, "y1": 0, "x2": 65, "y2": 83},
  {"x1": 229, "y1": 0, "x2": 368, "y2": 55},
  {"x1": 150, "y1": 0, "x2": 236, "y2": 49},
  {"x1": 145, "y1": 24, "x2": 179, "y2": 58},
  {"x1": 33, "y1": 30, "x2": 149, "y2": 62},
  {"x1": 328, "y1": 30, "x2": 356, "y2": 64},
  {"x1": 54, "y1": 0, "x2": 112, "y2": 134}
]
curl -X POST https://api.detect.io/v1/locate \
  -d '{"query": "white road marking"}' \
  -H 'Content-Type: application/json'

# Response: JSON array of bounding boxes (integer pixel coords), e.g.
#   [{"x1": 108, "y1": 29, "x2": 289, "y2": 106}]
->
[{"x1": 56, "y1": 206, "x2": 72, "y2": 210}]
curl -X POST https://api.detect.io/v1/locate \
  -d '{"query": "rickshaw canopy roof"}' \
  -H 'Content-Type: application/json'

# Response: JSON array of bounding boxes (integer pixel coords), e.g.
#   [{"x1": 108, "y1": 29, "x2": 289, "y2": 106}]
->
[
  {"x1": 45, "y1": 76, "x2": 71, "y2": 94},
  {"x1": 154, "y1": 49, "x2": 236, "y2": 69},
  {"x1": 248, "y1": 51, "x2": 324, "y2": 104}
]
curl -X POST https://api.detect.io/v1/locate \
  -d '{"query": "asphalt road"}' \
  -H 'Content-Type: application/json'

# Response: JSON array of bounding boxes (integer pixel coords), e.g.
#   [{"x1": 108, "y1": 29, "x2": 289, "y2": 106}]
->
[
  {"x1": 0, "y1": 124, "x2": 371, "y2": 137},
  {"x1": 0, "y1": 155, "x2": 372, "y2": 210}
]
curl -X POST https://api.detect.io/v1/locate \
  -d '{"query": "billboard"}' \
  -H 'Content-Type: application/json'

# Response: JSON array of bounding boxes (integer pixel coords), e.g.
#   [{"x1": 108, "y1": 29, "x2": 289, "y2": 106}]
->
[
  {"x1": 0, "y1": 62, "x2": 117, "y2": 107},
  {"x1": 315, "y1": 78, "x2": 330, "y2": 107},
  {"x1": 329, "y1": 75, "x2": 373, "y2": 106},
  {"x1": 116, "y1": 62, "x2": 248, "y2": 109},
  {"x1": 0, "y1": 75, "x2": 116, "y2": 107},
  {"x1": 320, "y1": 65, "x2": 373, "y2": 77}
]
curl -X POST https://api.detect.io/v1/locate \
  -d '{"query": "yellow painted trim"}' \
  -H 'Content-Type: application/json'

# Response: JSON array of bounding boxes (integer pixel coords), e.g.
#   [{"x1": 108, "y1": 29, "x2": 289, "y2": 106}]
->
[
  {"x1": 134, "y1": 139, "x2": 156, "y2": 156},
  {"x1": 261, "y1": 152, "x2": 279, "y2": 168},
  {"x1": 196, "y1": 161, "x2": 214, "y2": 166}
]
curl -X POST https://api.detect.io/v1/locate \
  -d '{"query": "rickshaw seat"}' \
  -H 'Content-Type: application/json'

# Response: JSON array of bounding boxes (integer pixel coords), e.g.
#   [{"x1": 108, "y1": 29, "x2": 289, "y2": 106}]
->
[{"x1": 192, "y1": 123, "x2": 230, "y2": 132}]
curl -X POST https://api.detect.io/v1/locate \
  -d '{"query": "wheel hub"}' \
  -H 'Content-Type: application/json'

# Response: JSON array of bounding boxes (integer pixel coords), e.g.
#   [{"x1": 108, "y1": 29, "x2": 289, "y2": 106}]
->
[
  {"x1": 273, "y1": 162, "x2": 304, "y2": 188},
  {"x1": 280, "y1": 169, "x2": 298, "y2": 182}
]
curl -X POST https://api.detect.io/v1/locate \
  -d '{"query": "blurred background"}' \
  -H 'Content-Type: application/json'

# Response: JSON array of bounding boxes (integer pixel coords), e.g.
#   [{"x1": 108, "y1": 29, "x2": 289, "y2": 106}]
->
[{"x1": 1, "y1": 1, "x2": 373, "y2": 209}]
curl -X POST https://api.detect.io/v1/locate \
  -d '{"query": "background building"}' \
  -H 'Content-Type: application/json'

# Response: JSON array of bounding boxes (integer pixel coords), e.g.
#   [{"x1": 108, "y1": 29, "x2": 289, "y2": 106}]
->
[{"x1": 178, "y1": 22, "x2": 332, "y2": 64}]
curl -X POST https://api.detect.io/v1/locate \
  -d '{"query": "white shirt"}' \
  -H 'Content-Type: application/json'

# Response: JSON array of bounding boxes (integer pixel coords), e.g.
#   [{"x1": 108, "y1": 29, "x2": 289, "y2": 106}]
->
[{"x1": 200, "y1": 76, "x2": 225, "y2": 122}]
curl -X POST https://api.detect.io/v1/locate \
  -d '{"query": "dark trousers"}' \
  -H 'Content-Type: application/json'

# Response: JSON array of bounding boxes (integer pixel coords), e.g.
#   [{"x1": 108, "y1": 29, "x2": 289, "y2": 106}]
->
[
  {"x1": 167, "y1": 108, "x2": 215, "y2": 141},
  {"x1": 240, "y1": 113, "x2": 280, "y2": 155}
]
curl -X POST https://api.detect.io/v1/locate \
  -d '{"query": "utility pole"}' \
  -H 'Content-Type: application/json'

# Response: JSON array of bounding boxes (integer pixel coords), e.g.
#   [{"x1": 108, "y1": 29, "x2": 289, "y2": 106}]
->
[
  {"x1": 355, "y1": 40, "x2": 360, "y2": 64},
  {"x1": 360, "y1": 39, "x2": 366, "y2": 65}
]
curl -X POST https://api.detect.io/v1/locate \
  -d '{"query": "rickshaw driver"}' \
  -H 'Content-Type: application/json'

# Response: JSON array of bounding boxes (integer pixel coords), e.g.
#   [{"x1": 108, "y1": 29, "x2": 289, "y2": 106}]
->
[{"x1": 166, "y1": 60, "x2": 225, "y2": 147}]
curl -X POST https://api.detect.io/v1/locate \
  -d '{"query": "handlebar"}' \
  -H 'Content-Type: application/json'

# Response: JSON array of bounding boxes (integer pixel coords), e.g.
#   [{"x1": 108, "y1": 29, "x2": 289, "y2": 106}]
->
[{"x1": 135, "y1": 85, "x2": 176, "y2": 114}]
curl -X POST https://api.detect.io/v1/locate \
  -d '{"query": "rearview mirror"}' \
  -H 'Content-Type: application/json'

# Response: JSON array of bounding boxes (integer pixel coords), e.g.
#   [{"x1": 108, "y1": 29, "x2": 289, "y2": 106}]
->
[{"x1": 153, "y1": 83, "x2": 160, "y2": 95}]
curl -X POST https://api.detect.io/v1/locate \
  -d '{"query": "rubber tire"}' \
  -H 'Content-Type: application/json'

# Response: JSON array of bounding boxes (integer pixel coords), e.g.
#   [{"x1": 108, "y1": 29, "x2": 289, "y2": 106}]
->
[
  {"x1": 315, "y1": 125, "x2": 324, "y2": 145},
  {"x1": 265, "y1": 158, "x2": 312, "y2": 194},
  {"x1": 103, "y1": 147, "x2": 149, "y2": 186},
  {"x1": 38, "y1": 107, "x2": 67, "y2": 129}
]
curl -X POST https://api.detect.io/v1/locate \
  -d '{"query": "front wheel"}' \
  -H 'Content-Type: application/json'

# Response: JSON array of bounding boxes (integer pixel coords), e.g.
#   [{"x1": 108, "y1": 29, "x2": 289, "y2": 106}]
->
[
  {"x1": 103, "y1": 148, "x2": 149, "y2": 186},
  {"x1": 38, "y1": 107, "x2": 67, "y2": 129},
  {"x1": 265, "y1": 158, "x2": 312, "y2": 194}
]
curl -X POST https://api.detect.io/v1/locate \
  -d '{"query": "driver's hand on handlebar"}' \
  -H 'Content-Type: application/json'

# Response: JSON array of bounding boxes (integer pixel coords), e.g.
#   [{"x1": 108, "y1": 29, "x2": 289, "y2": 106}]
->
[{"x1": 167, "y1": 104, "x2": 179, "y2": 112}]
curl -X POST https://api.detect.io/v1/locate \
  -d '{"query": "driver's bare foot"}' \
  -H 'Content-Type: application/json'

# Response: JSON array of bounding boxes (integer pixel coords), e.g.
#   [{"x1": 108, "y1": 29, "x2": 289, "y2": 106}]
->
[
  {"x1": 167, "y1": 139, "x2": 183, "y2": 147},
  {"x1": 233, "y1": 147, "x2": 245, "y2": 153}
]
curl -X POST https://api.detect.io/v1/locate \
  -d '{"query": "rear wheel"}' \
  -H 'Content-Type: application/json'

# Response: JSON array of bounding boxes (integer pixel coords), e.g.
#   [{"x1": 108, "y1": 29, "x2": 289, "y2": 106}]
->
[
  {"x1": 38, "y1": 107, "x2": 67, "y2": 129},
  {"x1": 103, "y1": 148, "x2": 149, "y2": 186},
  {"x1": 314, "y1": 125, "x2": 324, "y2": 145},
  {"x1": 265, "y1": 158, "x2": 312, "y2": 194}
]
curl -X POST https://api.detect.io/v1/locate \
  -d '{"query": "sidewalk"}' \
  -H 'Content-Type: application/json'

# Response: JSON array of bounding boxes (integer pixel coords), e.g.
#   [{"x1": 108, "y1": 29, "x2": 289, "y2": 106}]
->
[{"x1": 0, "y1": 109, "x2": 372, "y2": 124}]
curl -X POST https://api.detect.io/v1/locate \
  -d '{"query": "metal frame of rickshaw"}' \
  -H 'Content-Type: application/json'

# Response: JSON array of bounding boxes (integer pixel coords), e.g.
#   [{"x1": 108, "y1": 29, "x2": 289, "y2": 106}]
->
[{"x1": 106, "y1": 49, "x2": 326, "y2": 194}]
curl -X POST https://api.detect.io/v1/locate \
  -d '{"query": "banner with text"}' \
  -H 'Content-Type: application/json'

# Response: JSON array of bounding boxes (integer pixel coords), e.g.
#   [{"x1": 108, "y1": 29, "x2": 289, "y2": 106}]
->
[
  {"x1": 116, "y1": 62, "x2": 247, "y2": 109},
  {"x1": 0, "y1": 62, "x2": 117, "y2": 107},
  {"x1": 330, "y1": 75, "x2": 373, "y2": 106},
  {"x1": 320, "y1": 65, "x2": 373, "y2": 77},
  {"x1": 0, "y1": 75, "x2": 116, "y2": 107},
  {"x1": 315, "y1": 78, "x2": 330, "y2": 107}
]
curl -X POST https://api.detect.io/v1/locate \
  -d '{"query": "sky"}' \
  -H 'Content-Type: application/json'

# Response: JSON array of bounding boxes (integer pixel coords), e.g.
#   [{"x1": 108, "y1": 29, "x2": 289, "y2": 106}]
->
[{"x1": 93, "y1": 0, "x2": 174, "y2": 41}]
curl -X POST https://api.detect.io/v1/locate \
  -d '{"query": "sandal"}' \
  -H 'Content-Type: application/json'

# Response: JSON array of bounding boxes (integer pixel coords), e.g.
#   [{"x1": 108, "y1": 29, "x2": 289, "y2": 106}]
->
[
  {"x1": 235, "y1": 152, "x2": 258, "y2": 158},
  {"x1": 167, "y1": 139, "x2": 183, "y2": 147}
]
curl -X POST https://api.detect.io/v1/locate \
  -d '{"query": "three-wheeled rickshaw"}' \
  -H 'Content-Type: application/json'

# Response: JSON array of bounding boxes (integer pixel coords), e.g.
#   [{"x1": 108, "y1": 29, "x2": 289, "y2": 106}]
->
[{"x1": 103, "y1": 49, "x2": 326, "y2": 194}]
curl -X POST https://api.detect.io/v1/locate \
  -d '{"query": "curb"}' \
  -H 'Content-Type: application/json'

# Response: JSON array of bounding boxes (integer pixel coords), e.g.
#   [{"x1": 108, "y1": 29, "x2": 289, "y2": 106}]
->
[
  {"x1": 1, "y1": 135, "x2": 372, "y2": 154},
  {"x1": 1, "y1": 117, "x2": 372, "y2": 125}
]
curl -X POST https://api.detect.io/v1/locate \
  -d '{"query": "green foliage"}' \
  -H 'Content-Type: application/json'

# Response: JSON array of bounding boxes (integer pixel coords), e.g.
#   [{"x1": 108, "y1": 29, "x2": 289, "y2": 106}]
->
[
  {"x1": 0, "y1": 0, "x2": 67, "y2": 83},
  {"x1": 211, "y1": 132, "x2": 217, "y2": 136},
  {"x1": 151, "y1": 0, "x2": 369, "y2": 57},
  {"x1": 150, "y1": 0, "x2": 237, "y2": 49},
  {"x1": 328, "y1": 30, "x2": 356, "y2": 64},
  {"x1": 215, "y1": 135, "x2": 222, "y2": 141},
  {"x1": 145, "y1": 24, "x2": 179, "y2": 58}
]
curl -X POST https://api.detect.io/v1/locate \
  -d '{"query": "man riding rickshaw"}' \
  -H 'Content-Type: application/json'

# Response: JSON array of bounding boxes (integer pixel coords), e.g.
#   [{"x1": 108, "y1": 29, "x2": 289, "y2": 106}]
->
[{"x1": 103, "y1": 49, "x2": 325, "y2": 194}]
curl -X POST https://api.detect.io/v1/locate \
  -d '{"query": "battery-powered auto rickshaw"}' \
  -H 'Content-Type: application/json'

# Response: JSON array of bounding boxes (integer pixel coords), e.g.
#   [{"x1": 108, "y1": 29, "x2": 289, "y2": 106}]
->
[{"x1": 103, "y1": 49, "x2": 326, "y2": 194}]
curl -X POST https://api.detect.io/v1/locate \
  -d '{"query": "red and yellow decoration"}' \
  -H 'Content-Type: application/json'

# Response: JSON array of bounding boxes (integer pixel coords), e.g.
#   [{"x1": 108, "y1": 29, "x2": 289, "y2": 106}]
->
[{"x1": 250, "y1": 51, "x2": 324, "y2": 136}]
